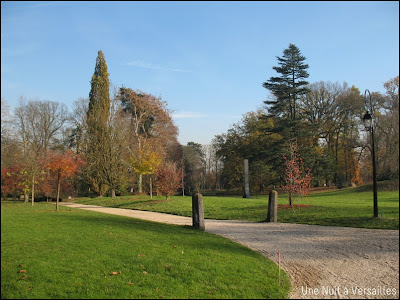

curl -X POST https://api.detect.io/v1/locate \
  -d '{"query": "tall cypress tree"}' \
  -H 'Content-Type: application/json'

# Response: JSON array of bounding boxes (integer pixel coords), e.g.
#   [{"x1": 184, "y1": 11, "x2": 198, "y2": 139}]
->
[{"x1": 86, "y1": 50, "x2": 111, "y2": 197}]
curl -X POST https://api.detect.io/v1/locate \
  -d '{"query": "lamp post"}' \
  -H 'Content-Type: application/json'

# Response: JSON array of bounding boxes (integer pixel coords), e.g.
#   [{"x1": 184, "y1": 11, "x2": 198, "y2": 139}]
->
[{"x1": 362, "y1": 89, "x2": 378, "y2": 218}]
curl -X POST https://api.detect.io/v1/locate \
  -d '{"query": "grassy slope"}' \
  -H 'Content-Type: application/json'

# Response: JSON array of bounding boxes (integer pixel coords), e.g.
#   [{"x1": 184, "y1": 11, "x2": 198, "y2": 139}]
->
[
  {"x1": 73, "y1": 187, "x2": 399, "y2": 230},
  {"x1": 1, "y1": 202, "x2": 290, "y2": 299}
]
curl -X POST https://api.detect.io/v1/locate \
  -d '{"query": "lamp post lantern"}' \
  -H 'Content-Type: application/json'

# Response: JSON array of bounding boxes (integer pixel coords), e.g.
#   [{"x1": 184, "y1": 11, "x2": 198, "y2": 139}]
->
[{"x1": 362, "y1": 89, "x2": 378, "y2": 218}]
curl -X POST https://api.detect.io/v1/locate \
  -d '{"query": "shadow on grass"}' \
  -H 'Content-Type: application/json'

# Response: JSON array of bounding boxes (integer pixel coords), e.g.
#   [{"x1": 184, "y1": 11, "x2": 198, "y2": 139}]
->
[{"x1": 53, "y1": 210, "x2": 261, "y2": 258}]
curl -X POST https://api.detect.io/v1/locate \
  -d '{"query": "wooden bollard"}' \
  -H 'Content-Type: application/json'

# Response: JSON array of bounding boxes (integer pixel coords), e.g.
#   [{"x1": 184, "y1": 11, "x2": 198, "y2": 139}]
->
[
  {"x1": 192, "y1": 191, "x2": 205, "y2": 230},
  {"x1": 267, "y1": 190, "x2": 278, "y2": 222}
]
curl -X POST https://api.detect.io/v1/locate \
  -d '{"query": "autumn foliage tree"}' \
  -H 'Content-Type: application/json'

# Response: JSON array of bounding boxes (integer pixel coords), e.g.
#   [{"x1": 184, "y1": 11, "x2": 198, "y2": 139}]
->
[
  {"x1": 156, "y1": 161, "x2": 181, "y2": 200},
  {"x1": 47, "y1": 151, "x2": 83, "y2": 211},
  {"x1": 118, "y1": 87, "x2": 178, "y2": 194},
  {"x1": 130, "y1": 148, "x2": 162, "y2": 198},
  {"x1": 281, "y1": 141, "x2": 313, "y2": 206},
  {"x1": 1, "y1": 165, "x2": 24, "y2": 202}
]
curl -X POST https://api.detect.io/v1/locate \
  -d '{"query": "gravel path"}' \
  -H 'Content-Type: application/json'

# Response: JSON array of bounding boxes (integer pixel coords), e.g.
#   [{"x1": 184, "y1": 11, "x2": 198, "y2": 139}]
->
[{"x1": 58, "y1": 202, "x2": 399, "y2": 299}]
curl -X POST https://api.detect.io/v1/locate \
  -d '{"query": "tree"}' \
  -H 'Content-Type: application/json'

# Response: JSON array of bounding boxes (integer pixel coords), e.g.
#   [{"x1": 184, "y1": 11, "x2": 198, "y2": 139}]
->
[
  {"x1": 263, "y1": 43, "x2": 310, "y2": 122},
  {"x1": 107, "y1": 87, "x2": 130, "y2": 197},
  {"x1": 201, "y1": 143, "x2": 223, "y2": 191},
  {"x1": 262, "y1": 44, "x2": 313, "y2": 191},
  {"x1": 301, "y1": 81, "x2": 364, "y2": 187},
  {"x1": 85, "y1": 50, "x2": 111, "y2": 197},
  {"x1": 373, "y1": 76, "x2": 399, "y2": 180},
  {"x1": 68, "y1": 97, "x2": 89, "y2": 155},
  {"x1": 182, "y1": 142, "x2": 205, "y2": 193},
  {"x1": 1, "y1": 165, "x2": 24, "y2": 202},
  {"x1": 156, "y1": 161, "x2": 181, "y2": 200},
  {"x1": 164, "y1": 142, "x2": 185, "y2": 195},
  {"x1": 118, "y1": 87, "x2": 178, "y2": 194},
  {"x1": 214, "y1": 110, "x2": 281, "y2": 192},
  {"x1": 129, "y1": 148, "x2": 162, "y2": 198},
  {"x1": 47, "y1": 150, "x2": 83, "y2": 211},
  {"x1": 1, "y1": 98, "x2": 20, "y2": 168},
  {"x1": 14, "y1": 98, "x2": 69, "y2": 204},
  {"x1": 281, "y1": 141, "x2": 313, "y2": 206},
  {"x1": 14, "y1": 98, "x2": 69, "y2": 154}
]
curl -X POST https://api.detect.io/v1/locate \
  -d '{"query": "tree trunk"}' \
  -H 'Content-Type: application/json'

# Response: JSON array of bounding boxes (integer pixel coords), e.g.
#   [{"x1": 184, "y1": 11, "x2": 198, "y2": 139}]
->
[
  {"x1": 138, "y1": 174, "x2": 143, "y2": 194},
  {"x1": 149, "y1": 177, "x2": 153, "y2": 199},
  {"x1": 181, "y1": 163, "x2": 185, "y2": 196},
  {"x1": 111, "y1": 189, "x2": 116, "y2": 198},
  {"x1": 56, "y1": 177, "x2": 60, "y2": 211},
  {"x1": 31, "y1": 174, "x2": 35, "y2": 206}
]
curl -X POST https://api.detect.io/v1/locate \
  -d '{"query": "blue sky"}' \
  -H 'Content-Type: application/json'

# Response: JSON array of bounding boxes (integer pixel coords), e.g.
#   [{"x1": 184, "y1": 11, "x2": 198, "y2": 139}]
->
[{"x1": 2, "y1": 1, "x2": 399, "y2": 145}]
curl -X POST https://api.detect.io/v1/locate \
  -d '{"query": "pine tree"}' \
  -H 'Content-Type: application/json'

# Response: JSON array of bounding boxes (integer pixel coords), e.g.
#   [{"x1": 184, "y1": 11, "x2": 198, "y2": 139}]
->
[
  {"x1": 262, "y1": 44, "x2": 313, "y2": 189},
  {"x1": 85, "y1": 50, "x2": 111, "y2": 197},
  {"x1": 263, "y1": 43, "x2": 310, "y2": 122}
]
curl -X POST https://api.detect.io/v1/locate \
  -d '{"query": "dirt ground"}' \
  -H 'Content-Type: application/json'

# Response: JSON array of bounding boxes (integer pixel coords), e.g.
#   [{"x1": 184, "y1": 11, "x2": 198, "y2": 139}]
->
[
  {"x1": 58, "y1": 203, "x2": 399, "y2": 299},
  {"x1": 205, "y1": 220, "x2": 399, "y2": 299}
]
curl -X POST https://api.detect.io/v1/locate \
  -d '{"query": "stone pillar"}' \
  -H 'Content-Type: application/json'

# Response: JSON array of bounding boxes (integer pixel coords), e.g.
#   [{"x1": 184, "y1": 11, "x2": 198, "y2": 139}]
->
[
  {"x1": 192, "y1": 191, "x2": 205, "y2": 230},
  {"x1": 243, "y1": 159, "x2": 251, "y2": 198},
  {"x1": 267, "y1": 190, "x2": 278, "y2": 222}
]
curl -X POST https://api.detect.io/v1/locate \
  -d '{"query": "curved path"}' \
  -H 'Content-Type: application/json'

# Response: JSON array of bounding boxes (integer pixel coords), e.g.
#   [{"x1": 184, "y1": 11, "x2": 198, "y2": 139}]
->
[{"x1": 58, "y1": 202, "x2": 399, "y2": 299}]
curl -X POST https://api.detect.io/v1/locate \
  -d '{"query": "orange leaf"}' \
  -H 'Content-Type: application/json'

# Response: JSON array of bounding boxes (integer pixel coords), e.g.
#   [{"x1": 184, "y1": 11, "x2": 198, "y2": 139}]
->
[
  {"x1": 19, "y1": 275, "x2": 28, "y2": 280},
  {"x1": 111, "y1": 271, "x2": 120, "y2": 275},
  {"x1": 18, "y1": 270, "x2": 27, "y2": 273}
]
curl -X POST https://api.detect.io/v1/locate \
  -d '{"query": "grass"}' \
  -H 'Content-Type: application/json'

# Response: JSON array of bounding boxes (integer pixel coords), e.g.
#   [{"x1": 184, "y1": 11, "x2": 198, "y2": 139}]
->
[
  {"x1": 1, "y1": 202, "x2": 290, "y2": 299},
  {"x1": 72, "y1": 186, "x2": 399, "y2": 230}
]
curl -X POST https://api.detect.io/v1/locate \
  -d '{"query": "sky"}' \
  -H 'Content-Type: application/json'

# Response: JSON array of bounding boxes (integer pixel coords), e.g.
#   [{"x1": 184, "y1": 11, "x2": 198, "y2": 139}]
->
[{"x1": 1, "y1": 1, "x2": 399, "y2": 145}]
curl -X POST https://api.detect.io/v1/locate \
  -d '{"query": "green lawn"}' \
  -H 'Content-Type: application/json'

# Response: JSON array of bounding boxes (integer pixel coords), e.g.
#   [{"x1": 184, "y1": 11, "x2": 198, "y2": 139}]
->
[
  {"x1": 72, "y1": 187, "x2": 399, "y2": 230},
  {"x1": 1, "y1": 202, "x2": 290, "y2": 299}
]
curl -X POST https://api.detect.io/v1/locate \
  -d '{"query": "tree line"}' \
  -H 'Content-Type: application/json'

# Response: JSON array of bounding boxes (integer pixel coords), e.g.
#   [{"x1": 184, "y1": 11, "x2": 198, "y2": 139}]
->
[
  {"x1": 1, "y1": 50, "x2": 205, "y2": 203},
  {"x1": 213, "y1": 44, "x2": 398, "y2": 196},
  {"x1": 1, "y1": 46, "x2": 399, "y2": 203}
]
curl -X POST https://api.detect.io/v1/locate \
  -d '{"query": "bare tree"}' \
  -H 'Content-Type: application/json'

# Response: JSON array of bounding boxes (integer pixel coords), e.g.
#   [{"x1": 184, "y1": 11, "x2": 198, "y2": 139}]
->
[
  {"x1": 68, "y1": 97, "x2": 89, "y2": 154},
  {"x1": 1, "y1": 98, "x2": 20, "y2": 168},
  {"x1": 374, "y1": 76, "x2": 399, "y2": 180},
  {"x1": 14, "y1": 97, "x2": 70, "y2": 204},
  {"x1": 15, "y1": 98, "x2": 69, "y2": 154}
]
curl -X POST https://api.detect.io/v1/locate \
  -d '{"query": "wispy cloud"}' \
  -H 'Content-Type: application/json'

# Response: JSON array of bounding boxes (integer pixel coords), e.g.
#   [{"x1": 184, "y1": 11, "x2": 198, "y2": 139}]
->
[
  {"x1": 1, "y1": 43, "x2": 40, "y2": 56},
  {"x1": 124, "y1": 60, "x2": 192, "y2": 73},
  {"x1": 172, "y1": 111, "x2": 208, "y2": 119},
  {"x1": 172, "y1": 111, "x2": 243, "y2": 120}
]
